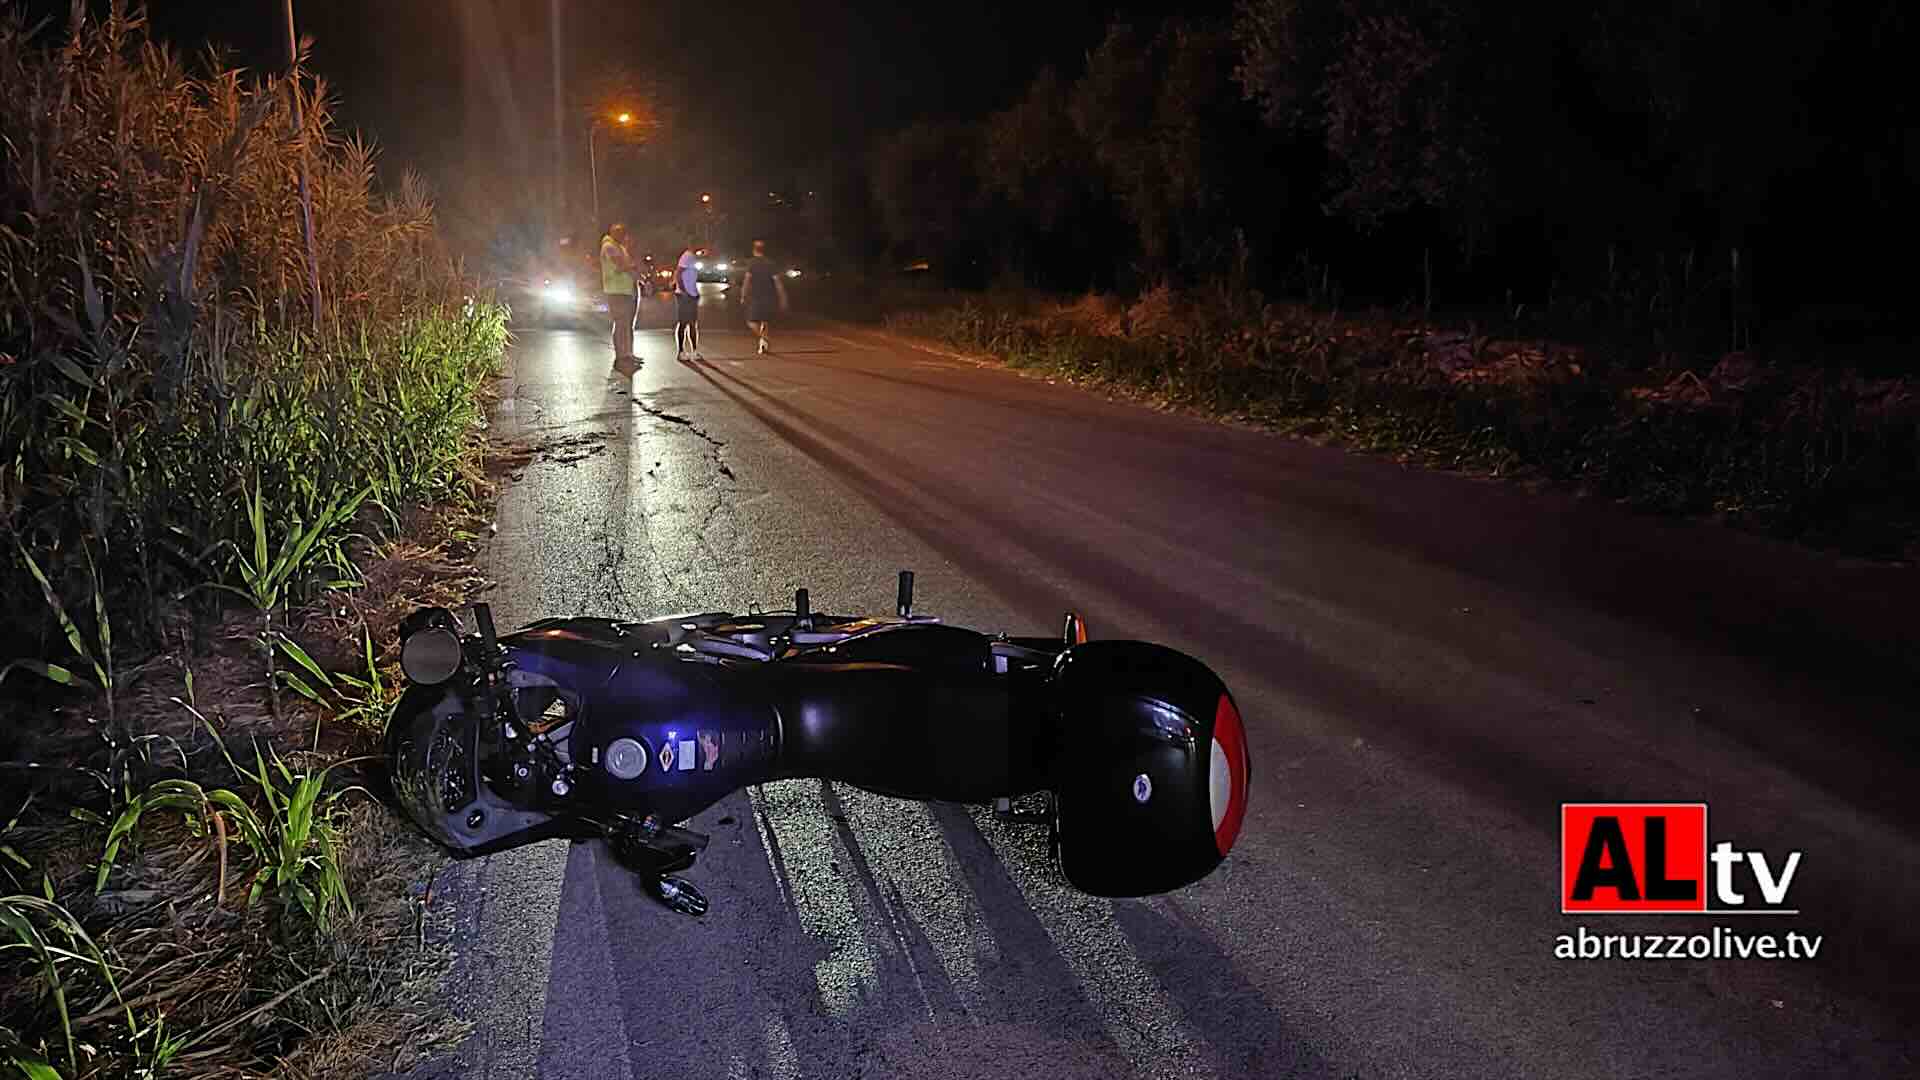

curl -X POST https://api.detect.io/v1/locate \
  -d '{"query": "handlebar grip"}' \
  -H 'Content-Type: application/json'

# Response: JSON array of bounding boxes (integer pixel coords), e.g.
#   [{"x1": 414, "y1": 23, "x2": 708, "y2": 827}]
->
[
  {"x1": 474, "y1": 603, "x2": 498, "y2": 654},
  {"x1": 897, "y1": 570, "x2": 914, "y2": 617}
]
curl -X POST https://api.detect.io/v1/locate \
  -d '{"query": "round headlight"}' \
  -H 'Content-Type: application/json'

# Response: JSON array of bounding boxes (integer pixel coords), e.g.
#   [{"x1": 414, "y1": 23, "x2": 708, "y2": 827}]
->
[{"x1": 401, "y1": 626, "x2": 464, "y2": 685}]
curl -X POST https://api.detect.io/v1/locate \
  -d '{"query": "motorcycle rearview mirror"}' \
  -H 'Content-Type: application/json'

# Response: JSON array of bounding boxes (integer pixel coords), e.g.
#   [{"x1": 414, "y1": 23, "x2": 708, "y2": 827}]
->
[
  {"x1": 897, "y1": 570, "x2": 914, "y2": 617},
  {"x1": 397, "y1": 605, "x2": 459, "y2": 643},
  {"x1": 400, "y1": 624, "x2": 464, "y2": 685}
]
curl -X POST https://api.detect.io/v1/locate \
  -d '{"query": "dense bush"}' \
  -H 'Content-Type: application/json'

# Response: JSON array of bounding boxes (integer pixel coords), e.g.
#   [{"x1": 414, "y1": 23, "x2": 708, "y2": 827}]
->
[{"x1": 889, "y1": 289, "x2": 1920, "y2": 556}]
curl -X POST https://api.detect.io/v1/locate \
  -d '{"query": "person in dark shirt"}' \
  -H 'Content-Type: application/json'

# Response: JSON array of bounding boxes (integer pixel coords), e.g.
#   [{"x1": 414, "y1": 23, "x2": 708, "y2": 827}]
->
[
  {"x1": 739, "y1": 239, "x2": 789, "y2": 355},
  {"x1": 673, "y1": 236, "x2": 702, "y2": 360}
]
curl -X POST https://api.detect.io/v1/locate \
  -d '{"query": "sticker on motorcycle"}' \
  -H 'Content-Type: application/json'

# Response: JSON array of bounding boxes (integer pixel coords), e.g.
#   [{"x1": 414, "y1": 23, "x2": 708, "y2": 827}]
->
[
  {"x1": 677, "y1": 738, "x2": 697, "y2": 771},
  {"x1": 659, "y1": 740, "x2": 675, "y2": 772},
  {"x1": 699, "y1": 731, "x2": 720, "y2": 770}
]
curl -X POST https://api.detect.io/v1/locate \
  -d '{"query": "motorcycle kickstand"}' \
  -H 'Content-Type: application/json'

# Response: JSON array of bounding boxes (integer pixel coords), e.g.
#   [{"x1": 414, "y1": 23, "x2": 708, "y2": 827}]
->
[{"x1": 605, "y1": 816, "x2": 712, "y2": 917}]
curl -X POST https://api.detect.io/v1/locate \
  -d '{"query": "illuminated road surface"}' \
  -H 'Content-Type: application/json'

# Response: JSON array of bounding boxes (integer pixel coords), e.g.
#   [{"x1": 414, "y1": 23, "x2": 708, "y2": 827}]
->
[{"x1": 397, "y1": 291, "x2": 1920, "y2": 1079}]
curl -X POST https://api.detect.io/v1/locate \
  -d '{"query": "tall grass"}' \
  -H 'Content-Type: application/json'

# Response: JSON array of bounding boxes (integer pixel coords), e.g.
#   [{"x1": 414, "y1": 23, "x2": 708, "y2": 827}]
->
[
  {"x1": 0, "y1": 2, "x2": 507, "y2": 655},
  {"x1": 0, "y1": 7, "x2": 506, "y2": 1076}
]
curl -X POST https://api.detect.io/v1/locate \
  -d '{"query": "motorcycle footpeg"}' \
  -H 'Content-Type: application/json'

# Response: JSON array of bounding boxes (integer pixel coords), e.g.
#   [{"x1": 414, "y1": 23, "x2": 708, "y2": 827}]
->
[{"x1": 993, "y1": 793, "x2": 1055, "y2": 825}]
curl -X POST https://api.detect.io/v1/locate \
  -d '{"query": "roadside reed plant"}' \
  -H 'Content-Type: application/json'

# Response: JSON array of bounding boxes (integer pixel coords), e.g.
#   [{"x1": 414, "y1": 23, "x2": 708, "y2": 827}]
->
[{"x1": 0, "y1": 6, "x2": 506, "y2": 1076}]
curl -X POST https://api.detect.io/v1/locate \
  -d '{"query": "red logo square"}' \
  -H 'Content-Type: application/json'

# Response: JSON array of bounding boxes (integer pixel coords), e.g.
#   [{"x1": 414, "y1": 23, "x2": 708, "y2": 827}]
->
[{"x1": 1561, "y1": 803, "x2": 1707, "y2": 913}]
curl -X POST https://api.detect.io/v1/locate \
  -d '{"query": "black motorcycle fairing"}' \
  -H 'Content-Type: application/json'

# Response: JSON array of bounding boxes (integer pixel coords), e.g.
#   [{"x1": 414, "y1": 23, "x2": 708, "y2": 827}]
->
[
  {"x1": 552, "y1": 651, "x2": 782, "y2": 826},
  {"x1": 386, "y1": 679, "x2": 587, "y2": 856},
  {"x1": 761, "y1": 621, "x2": 1050, "y2": 799},
  {"x1": 523, "y1": 618, "x2": 1039, "y2": 814}
]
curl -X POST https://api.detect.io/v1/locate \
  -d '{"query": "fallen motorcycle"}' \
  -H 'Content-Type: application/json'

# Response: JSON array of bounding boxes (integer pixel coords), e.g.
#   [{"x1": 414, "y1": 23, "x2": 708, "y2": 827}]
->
[{"x1": 385, "y1": 571, "x2": 1251, "y2": 915}]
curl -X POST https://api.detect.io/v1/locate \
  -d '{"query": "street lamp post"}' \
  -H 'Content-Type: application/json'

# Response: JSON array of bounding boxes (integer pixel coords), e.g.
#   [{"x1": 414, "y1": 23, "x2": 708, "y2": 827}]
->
[
  {"x1": 590, "y1": 112, "x2": 634, "y2": 230},
  {"x1": 700, "y1": 192, "x2": 713, "y2": 250}
]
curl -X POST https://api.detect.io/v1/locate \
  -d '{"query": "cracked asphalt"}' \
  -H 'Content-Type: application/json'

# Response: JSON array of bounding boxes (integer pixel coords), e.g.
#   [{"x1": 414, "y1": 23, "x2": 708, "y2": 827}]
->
[{"x1": 393, "y1": 287, "x2": 1920, "y2": 1079}]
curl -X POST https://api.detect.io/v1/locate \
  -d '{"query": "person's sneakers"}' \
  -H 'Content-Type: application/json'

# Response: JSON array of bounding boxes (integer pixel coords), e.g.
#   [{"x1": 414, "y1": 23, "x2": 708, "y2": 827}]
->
[
  {"x1": 693, "y1": 350, "x2": 705, "y2": 361},
  {"x1": 756, "y1": 338, "x2": 768, "y2": 355}
]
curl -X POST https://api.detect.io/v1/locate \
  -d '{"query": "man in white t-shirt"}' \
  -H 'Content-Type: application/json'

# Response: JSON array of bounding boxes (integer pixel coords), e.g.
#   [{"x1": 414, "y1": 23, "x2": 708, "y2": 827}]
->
[{"x1": 673, "y1": 238, "x2": 702, "y2": 360}]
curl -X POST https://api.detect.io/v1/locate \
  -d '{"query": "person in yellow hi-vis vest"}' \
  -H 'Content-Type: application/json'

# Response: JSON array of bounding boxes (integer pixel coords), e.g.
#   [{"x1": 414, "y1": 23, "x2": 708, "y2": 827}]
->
[{"x1": 600, "y1": 223, "x2": 638, "y2": 362}]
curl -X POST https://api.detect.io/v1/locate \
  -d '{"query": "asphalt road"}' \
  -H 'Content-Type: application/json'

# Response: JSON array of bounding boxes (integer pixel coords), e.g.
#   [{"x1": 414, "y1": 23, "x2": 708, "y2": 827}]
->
[{"x1": 398, "y1": 287, "x2": 1920, "y2": 1080}]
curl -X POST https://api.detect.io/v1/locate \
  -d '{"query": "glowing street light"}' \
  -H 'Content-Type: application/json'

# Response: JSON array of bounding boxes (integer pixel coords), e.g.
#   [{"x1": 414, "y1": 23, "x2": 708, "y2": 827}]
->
[{"x1": 591, "y1": 110, "x2": 637, "y2": 227}]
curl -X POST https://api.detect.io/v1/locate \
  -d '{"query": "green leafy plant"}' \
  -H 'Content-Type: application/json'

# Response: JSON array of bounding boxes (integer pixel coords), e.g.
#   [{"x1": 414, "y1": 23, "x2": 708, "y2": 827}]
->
[
  {"x1": 124, "y1": 1009, "x2": 184, "y2": 1080},
  {"x1": 202, "y1": 474, "x2": 368, "y2": 722},
  {"x1": 0, "y1": 895, "x2": 133, "y2": 1076},
  {"x1": 0, "y1": 796, "x2": 36, "y2": 894},
  {"x1": 5, "y1": 541, "x2": 152, "y2": 799},
  {"x1": 93, "y1": 738, "x2": 360, "y2": 934},
  {"x1": 274, "y1": 623, "x2": 397, "y2": 748}
]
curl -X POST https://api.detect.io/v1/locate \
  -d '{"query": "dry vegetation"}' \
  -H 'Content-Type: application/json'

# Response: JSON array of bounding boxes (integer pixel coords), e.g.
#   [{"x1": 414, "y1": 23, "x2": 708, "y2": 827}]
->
[
  {"x1": 886, "y1": 286, "x2": 1920, "y2": 561},
  {"x1": 1, "y1": 5, "x2": 512, "y2": 1077}
]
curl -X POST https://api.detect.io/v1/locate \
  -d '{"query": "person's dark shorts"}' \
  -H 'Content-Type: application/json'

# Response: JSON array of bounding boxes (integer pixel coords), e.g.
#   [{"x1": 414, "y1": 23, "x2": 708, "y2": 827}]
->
[
  {"x1": 746, "y1": 296, "x2": 776, "y2": 324},
  {"x1": 675, "y1": 294, "x2": 699, "y2": 323},
  {"x1": 607, "y1": 292, "x2": 636, "y2": 324}
]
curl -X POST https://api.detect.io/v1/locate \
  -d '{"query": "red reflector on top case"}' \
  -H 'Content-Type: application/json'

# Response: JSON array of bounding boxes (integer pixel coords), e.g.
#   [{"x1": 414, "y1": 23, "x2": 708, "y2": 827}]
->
[{"x1": 1210, "y1": 693, "x2": 1249, "y2": 856}]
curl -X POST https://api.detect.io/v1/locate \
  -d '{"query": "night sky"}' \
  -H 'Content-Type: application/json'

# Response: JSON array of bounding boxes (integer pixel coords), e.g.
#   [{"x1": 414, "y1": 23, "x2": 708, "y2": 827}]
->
[{"x1": 78, "y1": 0, "x2": 1223, "y2": 195}]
